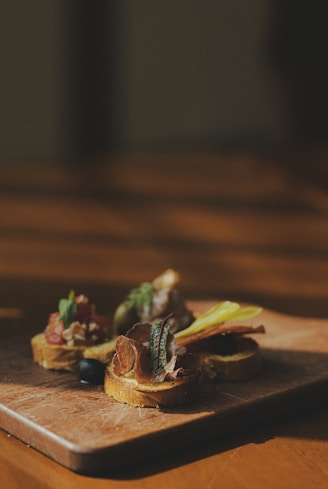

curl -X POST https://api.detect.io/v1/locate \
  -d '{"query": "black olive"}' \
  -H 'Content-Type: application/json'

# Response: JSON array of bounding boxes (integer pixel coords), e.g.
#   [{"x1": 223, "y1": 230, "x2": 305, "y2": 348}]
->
[{"x1": 78, "y1": 358, "x2": 106, "y2": 385}]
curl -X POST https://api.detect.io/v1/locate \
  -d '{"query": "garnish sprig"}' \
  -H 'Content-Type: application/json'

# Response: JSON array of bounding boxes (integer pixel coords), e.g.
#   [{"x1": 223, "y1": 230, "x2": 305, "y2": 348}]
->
[
  {"x1": 149, "y1": 313, "x2": 173, "y2": 373},
  {"x1": 58, "y1": 289, "x2": 78, "y2": 329},
  {"x1": 126, "y1": 282, "x2": 154, "y2": 316}
]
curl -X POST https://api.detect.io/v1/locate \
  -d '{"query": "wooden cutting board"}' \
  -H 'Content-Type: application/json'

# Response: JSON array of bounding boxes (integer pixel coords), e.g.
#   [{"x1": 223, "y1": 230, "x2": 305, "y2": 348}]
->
[{"x1": 1, "y1": 302, "x2": 327, "y2": 475}]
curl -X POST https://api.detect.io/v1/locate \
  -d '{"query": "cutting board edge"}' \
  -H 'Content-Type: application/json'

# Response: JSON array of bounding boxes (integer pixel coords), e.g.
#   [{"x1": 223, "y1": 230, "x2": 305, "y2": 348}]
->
[{"x1": 2, "y1": 374, "x2": 328, "y2": 475}]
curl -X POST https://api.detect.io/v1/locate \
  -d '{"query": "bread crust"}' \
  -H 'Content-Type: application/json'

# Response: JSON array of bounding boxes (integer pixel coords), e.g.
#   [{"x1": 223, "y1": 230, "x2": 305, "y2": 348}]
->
[
  {"x1": 198, "y1": 337, "x2": 262, "y2": 382},
  {"x1": 31, "y1": 333, "x2": 116, "y2": 372},
  {"x1": 31, "y1": 333, "x2": 85, "y2": 372},
  {"x1": 104, "y1": 362, "x2": 197, "y2": 407}
]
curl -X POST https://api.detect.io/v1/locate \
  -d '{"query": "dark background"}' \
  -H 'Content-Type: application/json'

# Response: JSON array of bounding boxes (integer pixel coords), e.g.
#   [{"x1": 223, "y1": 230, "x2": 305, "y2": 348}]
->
[{"x1": 1, "y1": 1, "x2": 328, "y2": 163}]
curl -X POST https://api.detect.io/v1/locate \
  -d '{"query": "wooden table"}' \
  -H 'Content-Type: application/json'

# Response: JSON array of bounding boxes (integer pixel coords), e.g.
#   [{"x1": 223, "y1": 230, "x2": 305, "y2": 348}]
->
[{"x1": 0, "y1": 150, "x2": 327, "y2": 488}]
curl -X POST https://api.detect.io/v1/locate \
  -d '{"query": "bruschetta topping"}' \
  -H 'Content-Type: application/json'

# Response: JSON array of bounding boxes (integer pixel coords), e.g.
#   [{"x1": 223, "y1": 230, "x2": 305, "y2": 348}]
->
[
  {"x1": 112, "y1": 316, "x2": 194, "y2": 385},
  {"x1": 44, "y1": 291, "x2": 111, "y2": 346}
]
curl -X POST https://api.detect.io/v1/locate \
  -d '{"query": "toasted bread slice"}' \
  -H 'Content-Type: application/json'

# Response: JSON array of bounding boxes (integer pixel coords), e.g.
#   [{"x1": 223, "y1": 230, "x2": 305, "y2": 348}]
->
[
  {"x1": 31, "y1": 333, "x2": 85, "y2": 372},
  {"x1": 104, "y1": 362, "x2": 197, "y2": 407},
  {"x1": 31, "y1": 333, "x2": 116, "y2": 372},
  {"x1": 198, "y1": 337, "x2": 262, "y2": 382}
]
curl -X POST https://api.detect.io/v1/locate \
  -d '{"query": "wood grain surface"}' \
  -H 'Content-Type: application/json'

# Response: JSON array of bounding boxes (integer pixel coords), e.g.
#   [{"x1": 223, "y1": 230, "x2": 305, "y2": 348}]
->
[
  {"x1": 1, "y1": 303, "x2": 327, "y2": 475},
  {"x1": 0, "y1": 151, "x2": 327, "y2": 488}
]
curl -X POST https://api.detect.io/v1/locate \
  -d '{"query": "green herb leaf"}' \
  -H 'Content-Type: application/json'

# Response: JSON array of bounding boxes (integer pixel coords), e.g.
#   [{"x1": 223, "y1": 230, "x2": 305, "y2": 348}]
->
[
  {"x1": 59, "y1": 290, "x2": 78, "y2": 329},
  {"x1": 149, "y1": 315, "x2": 172, "y2": 373},
  {"x1": 126, "y1": 282, "x2": 154, "y2": 316},
  {"x1": 174, "y1": 301, "x2": 262, "y2": 339},
  {"x1": 68, "y1": 289, "x2": 75, "y2": 301}
]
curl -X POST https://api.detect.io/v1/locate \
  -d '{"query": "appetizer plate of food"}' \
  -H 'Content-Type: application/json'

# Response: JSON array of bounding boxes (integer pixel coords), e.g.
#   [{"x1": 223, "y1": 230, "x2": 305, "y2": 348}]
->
[{"x1": 0, "y1": 271, "x2": 328, "y2": 475}]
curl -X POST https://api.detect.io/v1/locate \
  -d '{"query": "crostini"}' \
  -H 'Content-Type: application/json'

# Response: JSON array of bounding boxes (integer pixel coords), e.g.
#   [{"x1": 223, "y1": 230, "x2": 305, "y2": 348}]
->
[
  {"x1": 113, "y1": 269, "x2": 195, "y2": 335},
  {"x1": 31, "y1": 290, "x2": 116, "y2": 372},
  {"x1": 104, "y1": 314, "x2": 198, "y2": 407},
  {"x1": 175, "y1": 301, "x2": 265, "y2": 381}
]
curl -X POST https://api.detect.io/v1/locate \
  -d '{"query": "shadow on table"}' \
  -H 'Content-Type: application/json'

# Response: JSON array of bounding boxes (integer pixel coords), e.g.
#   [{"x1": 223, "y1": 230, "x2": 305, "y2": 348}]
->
[{"x1": 104, "y1": 402, "x2": 328, "y2": 480}]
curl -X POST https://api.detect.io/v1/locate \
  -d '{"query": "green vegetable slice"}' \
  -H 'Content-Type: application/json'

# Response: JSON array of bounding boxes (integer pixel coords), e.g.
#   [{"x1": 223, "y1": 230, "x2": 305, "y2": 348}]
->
[{"x1": 174, "y1": 301, "x2": 262, "y2": 339}]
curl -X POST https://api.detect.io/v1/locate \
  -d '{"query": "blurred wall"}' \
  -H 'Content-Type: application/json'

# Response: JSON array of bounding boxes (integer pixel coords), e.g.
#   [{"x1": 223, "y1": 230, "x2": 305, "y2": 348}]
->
[
  {"x1": 112, "y1": 1, "x2": 289, "y2": 150},
  {"x1": 1, "y1": 1, "x2": 327, "y2": 162},
  {"x1": 0, "y1": 2, "x2": 65, "y2": 162}
]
